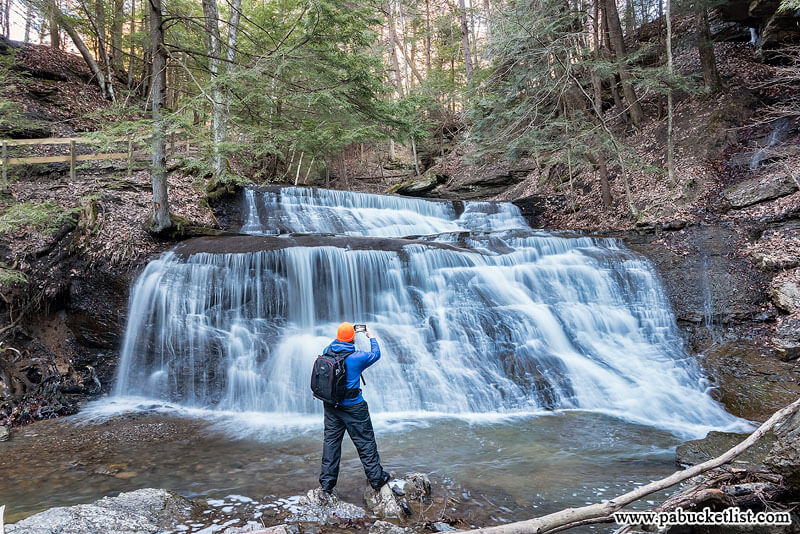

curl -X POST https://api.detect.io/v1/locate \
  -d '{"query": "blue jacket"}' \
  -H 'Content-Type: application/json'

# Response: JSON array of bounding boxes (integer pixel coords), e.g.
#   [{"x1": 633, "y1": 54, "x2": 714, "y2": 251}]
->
[{"x1": 325, "y1": 338, "x2": 381, "y2": 406}]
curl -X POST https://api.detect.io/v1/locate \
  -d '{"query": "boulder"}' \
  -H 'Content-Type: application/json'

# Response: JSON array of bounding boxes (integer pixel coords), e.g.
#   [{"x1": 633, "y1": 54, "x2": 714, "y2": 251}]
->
[
  {"x1": 770, "y1": 271, "x2": 800, "y2": 313},
  {"x1": 675, "y1": 431, "x2": 774, "y2": 469},
  {"x1": 724, "y1": 173, "x2": 799, "y2": 208},
  {"x1": 774, "y1": 316, "x2": 800, "y2": 362},
  {"x1": 731, "y1": 173, "x2": 798, "y2": 206},
  {"x1": 369, "y1": 520, "x2": 413, "y2": 534},
  {"x1": 389, "y1": 170, "x2": 448, "y2": 197},
  {"x1": 364, "y1": 484, "x2": 403, "y2": 519},
  {"x1": 5, "y1": 488, "x2": 195, "y2": 534},
  {"x1": 403, "y1": 473, "x2": 432, "y2": 500},
  {"x1": 765, "y1": 410, "x2": 800, "y2": 491},
  {"x1": 289, "y1": 488, "x2": 366, "y2": 524},
  {"x1": 0, "y1": 425, "x2": 9, "y2": 441}
]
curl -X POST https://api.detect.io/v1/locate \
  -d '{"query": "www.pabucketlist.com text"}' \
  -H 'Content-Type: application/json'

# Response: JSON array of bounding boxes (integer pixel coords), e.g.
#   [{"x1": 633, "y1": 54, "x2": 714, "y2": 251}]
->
[{"x1": 613, "y1": 507, "x2": 792, "y2": 528}]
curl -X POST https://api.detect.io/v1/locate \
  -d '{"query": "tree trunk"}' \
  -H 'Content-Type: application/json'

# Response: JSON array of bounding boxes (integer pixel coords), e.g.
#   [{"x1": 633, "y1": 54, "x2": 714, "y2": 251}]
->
[
  {"x1": 666, "y1": 0, "x2": 675, "y2": 184},
  {"x1": 52, "y1": 4, "x2": 111, "y2": 99},
  {"x1": 111, "y1": 0, "x2": 125, "y2": 74},
  {"x1": 602, "y1": 0, "x2": 643, "y2": 126},
  {"x1": 48, "y1": 0, "x2": 60, "y2": 48},
  {"x1": 149, "y1": 0, "x2": 171, "y2": 233},
  {"x1": 696, "y1": 7, "x2": 721, "y2": 92},
  {"x1": 424, "y1": 0, "x2": 432, "y2": 75},
  {"x1": 386, "y1": 1, "x2": 404, "y2": 96},
  {"x1": 458, "y1": 0, "x2": 473, "y2": 81},
  {"x1": 221, "y1": 0, "x2": 243, "y2": 170},
  {"x1": 127, "y1": 0, "x2": 135, "y2": 89},
  {"x1": 91, "y1": 0, "x2": 115, "y2": 100},
  {"x1": 202, "y1": 0, "x2": 226, "y2": 181},
  {"x1": 2, "y1": 0, "x2": 9, "y2": 39},
  {"x1": 24, "y1": 1, "x2": 33, "y2": 42},
  {"x1": 141, "y1": 2, "x2": 151, "y2": 96}
]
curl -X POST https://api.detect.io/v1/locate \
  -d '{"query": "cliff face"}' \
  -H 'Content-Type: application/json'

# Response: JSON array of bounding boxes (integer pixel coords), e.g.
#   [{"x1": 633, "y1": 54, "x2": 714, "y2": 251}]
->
[{"x1": 718, "y1": 0, "x2": 800, "y2": 50}]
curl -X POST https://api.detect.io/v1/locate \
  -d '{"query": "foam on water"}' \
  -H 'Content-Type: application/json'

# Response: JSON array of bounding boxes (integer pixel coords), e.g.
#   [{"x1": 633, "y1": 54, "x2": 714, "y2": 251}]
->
[{"x1": 104, "y1": 186, "x2": 749, "y2": 439}]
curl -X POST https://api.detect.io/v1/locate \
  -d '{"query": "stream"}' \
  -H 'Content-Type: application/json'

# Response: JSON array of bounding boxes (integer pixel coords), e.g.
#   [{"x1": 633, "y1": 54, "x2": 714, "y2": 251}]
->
[{"x1": 1, "y1": 186, "x2": 751, "y2": 530}]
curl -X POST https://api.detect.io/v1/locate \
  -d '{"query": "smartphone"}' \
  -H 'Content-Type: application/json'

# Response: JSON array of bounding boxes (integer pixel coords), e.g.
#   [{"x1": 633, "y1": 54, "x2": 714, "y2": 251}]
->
[{"x1": 354, "y1": 324, "x2": 367, "y2": 333}]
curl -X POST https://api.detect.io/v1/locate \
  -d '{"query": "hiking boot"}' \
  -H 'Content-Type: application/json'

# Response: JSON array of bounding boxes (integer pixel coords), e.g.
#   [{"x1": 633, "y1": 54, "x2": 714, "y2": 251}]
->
[{"x1": 370, "y1": 471, "x2": 391, "y2": 490}]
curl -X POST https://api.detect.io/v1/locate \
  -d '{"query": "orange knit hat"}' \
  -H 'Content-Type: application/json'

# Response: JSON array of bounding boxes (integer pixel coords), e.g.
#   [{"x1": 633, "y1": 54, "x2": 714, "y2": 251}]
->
[{"x1": 337, "y1": 322, "x2": 355, "y2": 342}]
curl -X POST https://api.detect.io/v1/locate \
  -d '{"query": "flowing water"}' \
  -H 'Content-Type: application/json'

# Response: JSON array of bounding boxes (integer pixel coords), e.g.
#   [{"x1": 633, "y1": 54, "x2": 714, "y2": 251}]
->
[
  {"x1": 3, "y1": 186, "x2": 751, "y2": 528},
  {"x1": 112, "y1": 186, "x2": 742, "y2": 436}
]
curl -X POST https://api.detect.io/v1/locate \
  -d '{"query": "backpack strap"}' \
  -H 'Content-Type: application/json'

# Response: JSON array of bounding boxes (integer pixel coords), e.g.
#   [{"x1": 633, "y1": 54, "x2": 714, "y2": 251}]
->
[{"x1": 325, "y1": 348, "x2": 363, "y2": 398}]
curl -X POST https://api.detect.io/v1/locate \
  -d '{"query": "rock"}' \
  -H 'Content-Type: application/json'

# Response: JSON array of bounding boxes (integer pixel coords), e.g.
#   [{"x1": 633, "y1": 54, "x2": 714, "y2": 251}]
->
[
  {"x1": 431, "y1": 521, "x2": 462, "y2": 532},
  {"x1": 675, "y1": 431, "x2": 775, "y2": 469},
  {"x1": 774, "y1": 316, "x2": 800, "y2": 361},
  {"x1": 389, "y1": 170, "x2": 448, "y2": 197},
  {"x1": 403, "y1": 473, "x2": 432, "y2": 500},
  {"x1": 388, "y1": 479, "x2": 406, "y2": 496},
  {"x1": 770, "y1": 270, "x2": 800, "y2": 313},
  {"x1": 364, "y1": 484, "x2": 403, "y2": 518},
  {"x1": 5, "y1": 488, "x2": 195, "y2": 534},
  {"x1": 0, "y1": 426, "x2": 9, "y2": 441},
  {"x1": 369, "y1": 520, "x2": 413, "y2": 534},
  {"x1": 765, "y1": 410, "x2": 800, "y2": 491},
  {"x1": 289, "y1": 488, "x2": 366, "y2": 524},
  {"x1": 724, "y1": 173, "x2": 799, "y2": 208}
]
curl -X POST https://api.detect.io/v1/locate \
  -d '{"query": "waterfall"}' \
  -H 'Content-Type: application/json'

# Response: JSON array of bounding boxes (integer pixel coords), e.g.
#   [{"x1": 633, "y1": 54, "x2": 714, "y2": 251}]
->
[
  {"x1": 112, "y1": 186, "x2": 745, "y2": 437},
  {"x1": 749, "y1": 119, "x2": 790, "y2": 170}
]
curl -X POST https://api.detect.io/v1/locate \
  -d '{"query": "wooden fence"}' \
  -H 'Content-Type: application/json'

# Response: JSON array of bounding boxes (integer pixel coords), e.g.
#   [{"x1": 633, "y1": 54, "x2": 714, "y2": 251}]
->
[{"x1": 1, "y1": 131, "x2": 190, "y2": 183}]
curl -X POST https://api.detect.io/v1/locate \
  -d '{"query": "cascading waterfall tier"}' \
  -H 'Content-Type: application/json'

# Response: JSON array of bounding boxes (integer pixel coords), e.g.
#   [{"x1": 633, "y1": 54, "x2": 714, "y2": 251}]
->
[{"x1": 113, "y1": 186, "x2": 743, "y2": 436}]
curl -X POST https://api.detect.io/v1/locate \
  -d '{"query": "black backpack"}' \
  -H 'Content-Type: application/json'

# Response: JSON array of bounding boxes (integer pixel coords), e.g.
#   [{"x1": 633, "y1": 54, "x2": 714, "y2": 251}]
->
[{"x1": 310, "y1": 348, "x2": 360, "y2": 407}]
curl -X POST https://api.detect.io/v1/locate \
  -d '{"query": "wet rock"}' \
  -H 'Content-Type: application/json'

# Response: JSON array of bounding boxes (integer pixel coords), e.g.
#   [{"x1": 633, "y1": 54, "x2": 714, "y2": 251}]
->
[
  {"x1": 369, "y1": 520, "x2": 413, "y2": 534},
  {"x1": 770, "y1": 270, "x2": 800, "y2": 313},
  {"x1": 289, "y1": 489, "x2": 366, "y2": 524},
  {"x1": 431, "y1": 521, "x2": 462, "y2": 532},
  {"x1": 364, "y1": 484, "x2": 403, "y2": 518},
  {"x1": 0, "y1": 425, "x2": 9, "y2": 441},
  {"x1": 701, "y1": 340, "x2": 800, "y2": 419},
  {"x1": 724, "y1": 173, "x2": 799, "y2": 209},
  {"x1": 676, "y1": 431, "x2": 774, "y2": 469},
  {"x1": 774, "y1": 316, "x2": 800, "y2": 361},
  {"x1": 765, "y1": 410, "x2": 800, "y2": 491},
  {"x1": 388, "y1": 479, "x2": 406, "y2": 496},
  {"x1": 403, "y1": 473, "x2": 432, "y2": 500},
  {"x1": 5, "y1": 488, "x2": 195, "y2": 534}
]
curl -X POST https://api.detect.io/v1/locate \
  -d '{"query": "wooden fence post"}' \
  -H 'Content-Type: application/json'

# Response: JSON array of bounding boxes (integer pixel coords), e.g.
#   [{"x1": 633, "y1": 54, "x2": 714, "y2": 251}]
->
[
  {"x1": 127, "y1": 137, "x2": 134, "y2": 177},
  {"x1": 69, "y1": 140, "x2": 76, "y2": 180},
  {"x1": 1, "y1": 140, "x2": 7, "y2": 186}
]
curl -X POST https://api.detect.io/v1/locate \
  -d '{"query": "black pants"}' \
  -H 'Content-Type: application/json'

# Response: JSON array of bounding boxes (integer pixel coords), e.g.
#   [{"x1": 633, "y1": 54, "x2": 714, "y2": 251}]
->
[{"x1": 319, "y1": 401, "x2": 389, "y2": 491}]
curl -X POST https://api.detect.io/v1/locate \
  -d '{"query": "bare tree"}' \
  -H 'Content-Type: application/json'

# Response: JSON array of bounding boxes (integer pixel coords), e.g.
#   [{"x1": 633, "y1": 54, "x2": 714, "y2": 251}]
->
[
  {"x1": 149, "y1": 0, "x2": 170, "y2": 233},
  {"x1": 458, "y1": 0, "x2": 473, "y2": 81},
  {"x1": 602, "y1": 0, "x2": 644, "y2": 126},
  {"x1": 48, "y1": 0, "x2": 60, "y2": 48},
  {"x1": 202, "y1": 0, "x2": 242, "y2": 182},
  {"x1": 666, "y1": 0, "x2": 674, "y2": 184},
  {"x1": 696, "y1": 6, "x2": 721, "y2": 92},
  {"x1": 24, "y1": 1, "x2": 33, "y2": 42}
]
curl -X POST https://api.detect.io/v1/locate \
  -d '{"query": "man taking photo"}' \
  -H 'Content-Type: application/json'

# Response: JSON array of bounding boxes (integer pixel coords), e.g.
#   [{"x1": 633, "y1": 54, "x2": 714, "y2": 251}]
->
[{"x1": 315, "y1": 322, "x2": 391, "y2": 494}]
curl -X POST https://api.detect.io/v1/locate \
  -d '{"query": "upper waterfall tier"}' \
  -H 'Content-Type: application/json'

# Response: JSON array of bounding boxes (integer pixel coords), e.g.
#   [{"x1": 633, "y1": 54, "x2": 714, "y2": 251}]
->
[
  {"x1": 112, "y1": 186, "x2": 744, "y2": 437},
  {"x1": 240, "y1": 186, "x2": 528, "y2": 237}
]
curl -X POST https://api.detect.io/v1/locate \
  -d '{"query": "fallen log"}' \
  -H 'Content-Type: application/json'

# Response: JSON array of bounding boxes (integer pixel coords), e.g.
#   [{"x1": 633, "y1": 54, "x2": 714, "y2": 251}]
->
[
  {"x1": 460, "y1": 397, "x2": 800, "y2": 534},
  {"x1": 655, "y1": 468, "x2": 791, "y2": 512}
]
